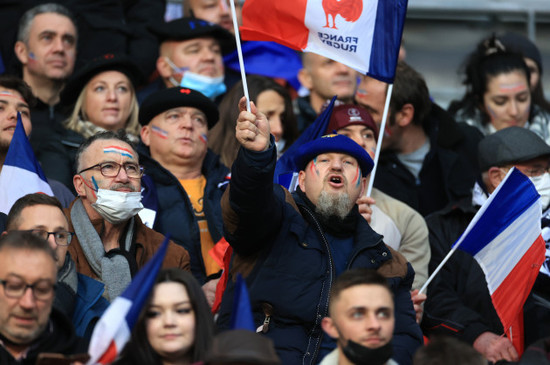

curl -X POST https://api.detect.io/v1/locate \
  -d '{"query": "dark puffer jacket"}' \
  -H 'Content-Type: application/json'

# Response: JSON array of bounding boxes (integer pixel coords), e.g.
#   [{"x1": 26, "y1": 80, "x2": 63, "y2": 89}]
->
[
  {"x1": 217, "y1": 144, "x2": 423, "y2": 365},
  {"x1": 138, "y1": 142, "x2": 230, "y2": 283}
]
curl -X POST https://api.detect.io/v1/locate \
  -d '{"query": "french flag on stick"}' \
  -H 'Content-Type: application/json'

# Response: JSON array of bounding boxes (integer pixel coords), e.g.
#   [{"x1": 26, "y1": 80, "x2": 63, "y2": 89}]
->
[
  {"x1": 86, "y1": 236, "x2": 169, "y2": 364},
  {"x1": 0, "y1": 112, "x2": 53, "y2": 213},
  {"x1": 240, "y1": 0, "x2": 408, "y2": 82},
  {"x1": 424, "y1": 168, "x2": 545, "y2": 355}
]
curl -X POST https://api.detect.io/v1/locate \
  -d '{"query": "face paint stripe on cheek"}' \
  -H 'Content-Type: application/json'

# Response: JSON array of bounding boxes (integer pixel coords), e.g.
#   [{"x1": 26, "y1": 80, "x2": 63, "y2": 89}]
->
[
  {"x1": 151, "y1": 125, "x2": 168, "y2": 139},
  {"x1": 353, "y1": 166, "x2": 361, "y2": 187},
  {"x1": 199, "y1": 133, "x2": 208, "y2": 144},
  {"x1": 486, "y1": 105, "x2": 498, "y2": 120},
  {"x1": 311, "y1": 157, "x2": 320, "y2": 176},
  {"x1": 103, "y1": 146, "x2": 135, "y2": 159}
]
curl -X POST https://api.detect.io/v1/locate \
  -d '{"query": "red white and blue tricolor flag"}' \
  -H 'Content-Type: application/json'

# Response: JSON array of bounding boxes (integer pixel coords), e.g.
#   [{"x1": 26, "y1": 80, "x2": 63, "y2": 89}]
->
[
  {"x1": 86, "y1": 236, "x2": 169, "y2": 364},
  {"x1": 240, "y1": 0, "x2": 408, "y2": 82},
  {"x1": 453, "y1": 168, "x2": 546, "y2": 355},
  {"x1": 0, "y1": 112, "x2": 53, "y2": 214}
]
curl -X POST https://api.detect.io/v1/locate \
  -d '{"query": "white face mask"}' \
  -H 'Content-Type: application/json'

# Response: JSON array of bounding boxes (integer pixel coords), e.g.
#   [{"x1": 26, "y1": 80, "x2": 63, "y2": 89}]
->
[
  {"x1": 529, "y1": 172, "x2": 550, "y2": 210},
  {"x1": 91, "y1": 189, "x2": 144, "y2": 224}
]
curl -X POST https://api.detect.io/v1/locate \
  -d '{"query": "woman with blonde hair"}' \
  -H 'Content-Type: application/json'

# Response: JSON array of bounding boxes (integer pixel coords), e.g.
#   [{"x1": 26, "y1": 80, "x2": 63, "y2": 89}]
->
[{"x1": 40, "y1": 53, "x2": 143, "y2": 189}]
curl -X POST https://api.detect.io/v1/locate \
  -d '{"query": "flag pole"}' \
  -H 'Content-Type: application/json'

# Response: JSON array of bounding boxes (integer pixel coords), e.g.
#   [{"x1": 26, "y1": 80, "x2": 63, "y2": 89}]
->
[
  {"x1": 419, "y1": 245, "x2": 459, "y2": 295},
  {"x1": 229, "y1": 0, "x2": 251, "y2": 112},
  {"x1": 419, "y1": 167, "x2": 518, "y2": 295},
  {"x1": 366, "y1": 83, "x2": 393, "y2": 197}
]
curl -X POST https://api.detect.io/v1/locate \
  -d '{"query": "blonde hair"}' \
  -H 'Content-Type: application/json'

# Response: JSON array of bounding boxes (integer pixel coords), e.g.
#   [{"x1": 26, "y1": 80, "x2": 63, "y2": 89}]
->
[{"x1": 64, "y1": 79, "x2": 140, "y2": 136}]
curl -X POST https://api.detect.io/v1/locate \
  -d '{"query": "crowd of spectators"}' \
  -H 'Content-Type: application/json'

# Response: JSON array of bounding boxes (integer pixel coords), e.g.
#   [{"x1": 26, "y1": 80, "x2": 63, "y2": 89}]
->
[{"x1": 0, "y1": 1, "x2": 549, "y2": 364}]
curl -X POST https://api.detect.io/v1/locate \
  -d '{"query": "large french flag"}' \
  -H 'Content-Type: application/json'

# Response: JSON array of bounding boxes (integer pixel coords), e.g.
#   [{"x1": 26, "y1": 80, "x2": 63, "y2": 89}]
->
[
  {"x1": 86, "y1": 236, "x2": 169, "y2": 364},
  {"x1": 240, "y1": 0, "x2": 408, "y2": 82},
  {"x1": 453, "y1": 168, "x2": 546, "y2": 354},
  {"x1": 0, "y1": 113, "x2": 53, "y2": 214}
]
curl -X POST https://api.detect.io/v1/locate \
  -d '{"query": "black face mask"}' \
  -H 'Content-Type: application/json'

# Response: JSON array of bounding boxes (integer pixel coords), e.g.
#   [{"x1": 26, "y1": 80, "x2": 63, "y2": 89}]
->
[{"x1": 342, "y1": 339, "x2": 393, "y2": 365}]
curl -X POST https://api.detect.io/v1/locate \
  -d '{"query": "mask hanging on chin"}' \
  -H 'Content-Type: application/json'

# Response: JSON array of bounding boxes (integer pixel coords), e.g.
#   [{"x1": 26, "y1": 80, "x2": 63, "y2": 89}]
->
[
  {"x1": 91, "y1": 189, "x2": 144, "y2": 225},
  {"x1": 342, "y1": 339, "x2": 393, "y2": 365},
  {"x1": 179, "y1": 71, "x2": 226, "y2": 99},
  {"x1": 529, "y1": 172, "x2": 550, "y2": 211},
  {"x1": 164, "y1": 56, "x2": 226, "y2": 99}
]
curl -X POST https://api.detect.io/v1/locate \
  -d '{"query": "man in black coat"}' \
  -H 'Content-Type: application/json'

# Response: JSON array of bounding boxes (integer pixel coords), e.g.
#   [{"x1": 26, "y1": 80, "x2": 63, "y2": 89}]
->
[
  {"x1": 423, "y1": 127, "x2": 550, "y2": 363},
  {"x1": 355, "y1": 61, "x2": 480, "y2": 216}
]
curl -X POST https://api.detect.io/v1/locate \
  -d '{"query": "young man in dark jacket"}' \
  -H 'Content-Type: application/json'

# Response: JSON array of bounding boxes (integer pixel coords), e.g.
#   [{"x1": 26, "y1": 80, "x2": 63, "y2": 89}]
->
[{"x1": 217, "y1": 98, "x2": 422, "y2": 365}]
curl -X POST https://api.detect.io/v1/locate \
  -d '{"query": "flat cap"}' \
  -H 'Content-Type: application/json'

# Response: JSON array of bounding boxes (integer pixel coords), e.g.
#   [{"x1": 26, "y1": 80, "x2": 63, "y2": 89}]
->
[
  {"x1": 138, "y1": 87, "x2": 219, "y2": 128},
  {"x1": 149, "y1": 17, "x2": 235, "y2": 54},
  {"x1": 294, "y1": 134, "x2": 374, "y2": 177},
  {"x1": 478, "y1": 127, "x2": 550, "y2": 171}
]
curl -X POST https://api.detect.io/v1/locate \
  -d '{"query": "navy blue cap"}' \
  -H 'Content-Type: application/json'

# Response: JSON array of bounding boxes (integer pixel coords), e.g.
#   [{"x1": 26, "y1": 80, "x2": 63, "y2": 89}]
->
[{"x1": 294, "y1": 134, "x2": 374, "y2": 176}]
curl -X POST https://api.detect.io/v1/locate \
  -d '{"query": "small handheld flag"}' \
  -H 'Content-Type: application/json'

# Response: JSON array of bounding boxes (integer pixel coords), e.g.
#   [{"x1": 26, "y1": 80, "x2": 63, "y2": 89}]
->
[
  {"x1": 86, "y1": 236, "x2": 170, "y2": 364},
  {"x1": 0, "y1": 112, "x2": 53, "y2": 213},
  {"x1": 421, "y1": 168, "x2": 545, "y2": 355},
  {"x1": 230, "y1": 274, "x2": 255, "y2": 331},
  {"x1": 274, "y1": 95, "x2": 337, "y2": 190}
]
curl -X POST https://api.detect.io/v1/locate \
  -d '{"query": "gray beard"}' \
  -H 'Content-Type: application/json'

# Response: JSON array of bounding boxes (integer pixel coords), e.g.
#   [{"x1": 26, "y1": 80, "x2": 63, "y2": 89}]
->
[{"x1": 316, "y1": 190, "x2": 352, "y2": 220}]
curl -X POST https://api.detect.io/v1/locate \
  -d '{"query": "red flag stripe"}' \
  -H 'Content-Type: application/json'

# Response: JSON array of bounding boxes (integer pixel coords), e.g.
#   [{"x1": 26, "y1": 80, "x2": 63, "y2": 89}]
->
[{"x1": 240, "y1": 0, "x2": 309, "y2": 50}]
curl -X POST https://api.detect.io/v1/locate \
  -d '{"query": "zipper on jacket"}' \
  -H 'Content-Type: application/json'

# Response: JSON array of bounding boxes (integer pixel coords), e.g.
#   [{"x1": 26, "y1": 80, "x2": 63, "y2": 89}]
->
[
  {"x1": 298, "y1": 204, "x2": 335, "y2": 365},
  {"x1": 257, "y1": 302, "x2": 273, "y2": 333}
]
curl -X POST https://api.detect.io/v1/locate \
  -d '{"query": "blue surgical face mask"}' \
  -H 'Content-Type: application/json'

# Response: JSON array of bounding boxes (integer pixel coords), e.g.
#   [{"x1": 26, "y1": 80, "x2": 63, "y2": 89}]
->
[{"x1": 164, "y1": 57, "x2": 226, "y2": 99}]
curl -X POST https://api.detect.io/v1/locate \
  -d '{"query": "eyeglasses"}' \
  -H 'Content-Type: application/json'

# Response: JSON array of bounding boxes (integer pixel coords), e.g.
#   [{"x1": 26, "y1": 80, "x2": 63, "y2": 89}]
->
[
  {"x1": 78, "y1": 161, "x2": 144, "y2": 179},
  {"x1": 502, "y1": 165, "x2": 550, "y2": 177},
  {"x1": 25, "y1": 229, "x2": 74, "y2": 246},
  {"x1": 0, "y1": 277, "x2": 56, "y2": 301}
]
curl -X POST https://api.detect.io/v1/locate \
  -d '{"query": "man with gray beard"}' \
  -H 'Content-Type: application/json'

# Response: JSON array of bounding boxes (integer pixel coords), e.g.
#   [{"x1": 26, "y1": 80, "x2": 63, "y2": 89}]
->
[
  {"x1": 317, "y1": 190, "x2": 353, "y2": 220},
  {"x1": 216, "y1": 98, "x2": 422, "y2": 365}
]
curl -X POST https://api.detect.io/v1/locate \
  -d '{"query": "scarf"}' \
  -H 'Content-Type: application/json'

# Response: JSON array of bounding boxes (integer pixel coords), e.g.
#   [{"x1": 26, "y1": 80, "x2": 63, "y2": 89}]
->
[
  {"x1": 70, "y1": 199, "x2": 134, "y2": 301},
  {"x1": 69, "y1": 118, "x2": 139, "y2": 143}
]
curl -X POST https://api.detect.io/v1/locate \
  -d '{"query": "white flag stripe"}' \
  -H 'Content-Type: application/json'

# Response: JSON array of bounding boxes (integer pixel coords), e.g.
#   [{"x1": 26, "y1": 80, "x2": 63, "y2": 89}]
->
[
  {"x1": 87, "y1": 298, "x2": 132, "y2": 364},
  {"x1": 304, "y1": 0, "x2": 379, "y2": 74},
  {"x1": 0, "y1": 165, "x2": 53, "y2": 213},
  {"x1": 474, "y1": 201, "x2": 541, "y2": 294}
]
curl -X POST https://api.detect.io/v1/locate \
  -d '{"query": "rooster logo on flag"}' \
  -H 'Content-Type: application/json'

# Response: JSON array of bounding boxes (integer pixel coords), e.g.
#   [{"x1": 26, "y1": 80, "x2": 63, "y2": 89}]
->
[{"x1": 322, "y1": 0, "x2": 363, "y2": 29}]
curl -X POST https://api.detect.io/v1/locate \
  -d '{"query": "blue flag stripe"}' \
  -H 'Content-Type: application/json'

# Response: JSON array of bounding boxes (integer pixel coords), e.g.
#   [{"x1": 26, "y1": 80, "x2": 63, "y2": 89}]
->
[
  {"x1": 274, "y1": 96, "x2": 337, "y2": 186},
  {"x1": 456, "y1": 169, "x2": 540, "y2": 256},
  {"x1": 5, "y1": 113, "x2": 48, "y2": 181},
  {"x1": 368, "y1": 0, "x2": 408, "y2": 83}
]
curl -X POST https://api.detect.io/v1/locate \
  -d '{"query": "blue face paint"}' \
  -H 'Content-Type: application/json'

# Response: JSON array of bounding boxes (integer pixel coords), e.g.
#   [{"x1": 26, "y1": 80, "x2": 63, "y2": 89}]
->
[{"x1": 91, "y1": 176, "x2": 99, "y2": 191}]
